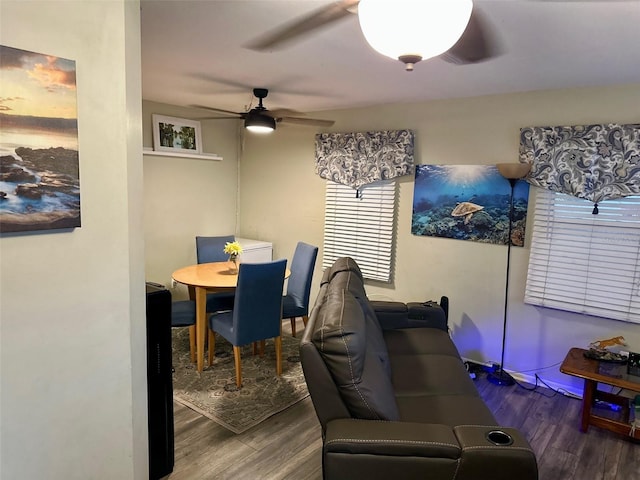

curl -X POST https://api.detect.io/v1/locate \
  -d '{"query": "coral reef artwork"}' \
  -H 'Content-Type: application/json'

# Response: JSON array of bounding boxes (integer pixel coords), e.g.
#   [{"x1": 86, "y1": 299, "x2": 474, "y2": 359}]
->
[
  {"x1": 412, "y1": 165, "x2": 529, "y2": 246},
  {"x1": 0, "y1": 45, "x2": 80, "y2": 233}
]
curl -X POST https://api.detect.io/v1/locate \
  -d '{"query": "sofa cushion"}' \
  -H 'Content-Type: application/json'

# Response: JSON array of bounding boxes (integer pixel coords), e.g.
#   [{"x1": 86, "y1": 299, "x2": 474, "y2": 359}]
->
[
  {"x1": 383, "y1": 328, "x2": 461, "y2": 358},
  {"x1": 389, "y1": 353, "x2": 478, "y2": 397},
  {"x1": 312, "y1": 287, "x2": 400, "y2": 421},
  {"x1": 395, "y1": 394, "x2": 497, "y2": 426},
  {"x1": 370, "y1": 300, "x2": 409, "y2": 330}
]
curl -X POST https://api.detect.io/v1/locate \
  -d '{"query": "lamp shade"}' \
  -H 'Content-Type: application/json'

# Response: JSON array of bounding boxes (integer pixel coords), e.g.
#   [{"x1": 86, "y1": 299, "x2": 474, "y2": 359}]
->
[
  {"x1": 496, "y1": 163, "x2": 531, "y2": 180},
  {"x1": 245, "y1": 109, "x2": 276, "y2": 133},
  {"x1": 357, "y1": 0, "x2": 473, "y2": 70}
]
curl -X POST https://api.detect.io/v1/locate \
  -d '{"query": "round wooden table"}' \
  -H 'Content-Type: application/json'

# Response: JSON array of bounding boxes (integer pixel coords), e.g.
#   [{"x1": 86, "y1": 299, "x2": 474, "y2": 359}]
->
[{"x1": 172, "y1": 261, "x2": 289, "y2": 372}]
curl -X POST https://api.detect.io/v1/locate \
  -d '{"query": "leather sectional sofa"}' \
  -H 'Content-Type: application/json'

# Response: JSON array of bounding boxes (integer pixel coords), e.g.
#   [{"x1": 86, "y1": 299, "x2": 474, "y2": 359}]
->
[{"x1": 300, "y1": 257, "x2": 538, "y2": 480}]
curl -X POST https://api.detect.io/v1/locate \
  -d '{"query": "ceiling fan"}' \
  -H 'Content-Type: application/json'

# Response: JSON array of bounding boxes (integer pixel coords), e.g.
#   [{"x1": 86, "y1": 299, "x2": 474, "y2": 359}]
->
[
  {"x1": 194, "y1": 88, "x2": 335, "y2": 133},
  {"x1": 246, "y1": 0, "x2": 498, "y2": 71}
]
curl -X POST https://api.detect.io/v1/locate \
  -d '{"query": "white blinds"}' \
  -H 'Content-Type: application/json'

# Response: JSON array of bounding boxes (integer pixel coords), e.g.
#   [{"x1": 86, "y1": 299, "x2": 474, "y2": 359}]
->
[
  {"x1": 525, "y1": 188, "x2": 640, "y2": 324},
  {"x1": 323, "y1": 180, "x2": 396, "y2": 282}
]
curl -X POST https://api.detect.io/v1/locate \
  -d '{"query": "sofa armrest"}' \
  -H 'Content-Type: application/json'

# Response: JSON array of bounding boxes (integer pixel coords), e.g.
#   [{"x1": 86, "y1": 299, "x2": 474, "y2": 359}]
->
[
  {"x1": 324, "y1": 419, "x2": 460, "y2": 480},
  {"x1": 323, "y1": 419, "x2": 538, "y2": 480},
  {"x1": 453, "y1": 425, "x2": 538, "y2": 480},
  {"x1": 325, "y1": 418, "x2": 461, "y2": 458}
]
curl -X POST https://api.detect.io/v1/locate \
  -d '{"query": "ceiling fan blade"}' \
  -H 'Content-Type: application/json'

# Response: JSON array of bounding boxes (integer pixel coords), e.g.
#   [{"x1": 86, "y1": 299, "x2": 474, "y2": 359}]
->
[
  {"x1": 197, "y1": 116, "x2": 243, "y2": 121},
  {"x1": 246, "y1": 0, "x2": 359, "y2": 51},
  {"x1": 190, "y1": 104, "x2": 246, "y2": 117},
  {"x1": 440, "y1": 7, "x2": 500, "y2": 65},
  {"x1": 269, "y1": 108, "x2": 304, "y2": 117},
  {"x1": 277, "y1": 116, "x2": 335, "y2": 127}
]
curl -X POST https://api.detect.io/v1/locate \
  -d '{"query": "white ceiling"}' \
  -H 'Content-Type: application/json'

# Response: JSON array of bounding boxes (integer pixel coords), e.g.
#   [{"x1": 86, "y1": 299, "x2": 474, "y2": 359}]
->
[{"x1": 140, "y1": 0, "x2": 640, "y2": 119}]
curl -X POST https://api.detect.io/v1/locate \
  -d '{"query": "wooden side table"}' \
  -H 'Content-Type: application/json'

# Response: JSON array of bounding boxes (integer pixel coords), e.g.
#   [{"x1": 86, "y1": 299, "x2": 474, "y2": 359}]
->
[{"x1": 560, "y1": 347, "x2": 640, "y2": 439}]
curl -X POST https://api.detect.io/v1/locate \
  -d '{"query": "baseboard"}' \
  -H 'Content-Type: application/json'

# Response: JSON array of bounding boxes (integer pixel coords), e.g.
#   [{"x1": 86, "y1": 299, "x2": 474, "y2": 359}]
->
[
  {"x1": 508, "y1": 370, "x2": 583, "y2": 399},
  {"x1": 461, "y1": 357, "x2": 584, "y2": 399}
]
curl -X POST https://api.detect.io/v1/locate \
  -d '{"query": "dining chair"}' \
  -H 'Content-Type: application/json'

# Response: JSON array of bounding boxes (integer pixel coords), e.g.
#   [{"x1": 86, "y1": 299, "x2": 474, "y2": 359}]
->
[
  {"x1": 282, "y1": 242, "x2": 318, "y2": 337},
  {"x1": 171, "y1": 300, "x2": 197, "y2": 363},
  {"x1": 195, "y1": 235, "x2": 236, "y2": 312},
  {"x1": 207, "y1": 259, "x2": 287, "y2": 388}
]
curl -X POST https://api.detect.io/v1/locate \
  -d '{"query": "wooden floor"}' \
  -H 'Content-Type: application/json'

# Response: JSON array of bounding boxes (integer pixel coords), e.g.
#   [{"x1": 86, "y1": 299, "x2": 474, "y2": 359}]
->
[{"x1": 169, "y1": 369, "x2": 639, "y2": 480}]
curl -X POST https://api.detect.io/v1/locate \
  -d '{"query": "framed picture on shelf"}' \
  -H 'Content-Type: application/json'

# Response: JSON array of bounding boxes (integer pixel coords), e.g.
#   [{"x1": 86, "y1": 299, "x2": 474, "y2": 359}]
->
[{"x1": 152, "y1": 114, "x2": 202, "y2": 154}]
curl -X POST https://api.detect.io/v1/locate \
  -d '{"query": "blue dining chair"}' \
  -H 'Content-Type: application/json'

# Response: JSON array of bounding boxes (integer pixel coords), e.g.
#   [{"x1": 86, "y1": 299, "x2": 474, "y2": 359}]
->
[
  {"x1": 171, "y1": 300, "x2": 197, "y2": 363},
  {"x1": 207, "y1": 259, "x2": 287, "y2": 388},
  {"x1": 195, "y1": 235, "x2": 236, "y2": 313},
  {"x1": 282, "y1": 242, "x2": 318, "y2": 337}
]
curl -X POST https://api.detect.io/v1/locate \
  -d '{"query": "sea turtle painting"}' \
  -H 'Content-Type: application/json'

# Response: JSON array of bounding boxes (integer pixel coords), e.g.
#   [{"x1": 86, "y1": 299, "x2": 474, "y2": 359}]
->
[
  {"x1": 451, "y1": 201, "x2": 484, "y2": 225},
  {"x1": 412, "y1": 164, "x2": 529, "y2": 245}
]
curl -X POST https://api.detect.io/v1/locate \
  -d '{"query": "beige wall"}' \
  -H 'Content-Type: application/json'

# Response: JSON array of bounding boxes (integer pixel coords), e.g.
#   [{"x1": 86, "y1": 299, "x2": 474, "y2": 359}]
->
[
  {"x1": 0, "y1": 1, "x2": 146, "y2": 478},
  {"x1": 239, "y1": 84, "x2": 640, "y2": 394},
  {"x1": 142, "y1": 101, "x2": 240, "y2": 300}
]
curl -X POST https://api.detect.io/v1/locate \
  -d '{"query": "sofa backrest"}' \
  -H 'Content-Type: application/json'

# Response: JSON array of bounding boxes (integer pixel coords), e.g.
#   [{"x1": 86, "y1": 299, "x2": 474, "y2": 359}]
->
[
  {"x1": 330, "y1": 269, "x2": 393, "y2": 378},
  {"x1": 300, "y1": 257, "x2": 399, "y2": 432},
  {"x1": 319, "y1": 256, "x2": 363, "y2": 286}
]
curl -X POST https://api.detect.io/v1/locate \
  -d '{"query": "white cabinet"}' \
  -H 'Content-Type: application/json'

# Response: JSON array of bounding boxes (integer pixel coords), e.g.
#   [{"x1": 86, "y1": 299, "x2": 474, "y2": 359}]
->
[{"x1": 236, "y1": 238, "x2": 272, "y2": 264}]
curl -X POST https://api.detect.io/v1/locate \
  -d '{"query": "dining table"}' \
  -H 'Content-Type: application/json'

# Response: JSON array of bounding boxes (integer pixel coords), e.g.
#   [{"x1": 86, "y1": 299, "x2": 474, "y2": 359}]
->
[{"x1": 172, "y1": 260, "x2": 289, "y2": 372}]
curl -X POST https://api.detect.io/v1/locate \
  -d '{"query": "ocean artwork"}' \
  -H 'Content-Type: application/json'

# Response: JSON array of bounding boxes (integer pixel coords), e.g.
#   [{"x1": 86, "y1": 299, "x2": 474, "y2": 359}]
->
[
  {"x1": 412, "y1": 165, "x2": 530, "y2": 246},
  {"x1": 0, "y1": 45, "x2": 80, "y2": 233}
]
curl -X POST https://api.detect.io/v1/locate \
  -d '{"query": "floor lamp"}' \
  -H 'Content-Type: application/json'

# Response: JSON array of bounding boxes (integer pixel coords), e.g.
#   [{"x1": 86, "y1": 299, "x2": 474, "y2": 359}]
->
[{"x1": 487, "y1": 162, "x2": 531, "y2": 387}]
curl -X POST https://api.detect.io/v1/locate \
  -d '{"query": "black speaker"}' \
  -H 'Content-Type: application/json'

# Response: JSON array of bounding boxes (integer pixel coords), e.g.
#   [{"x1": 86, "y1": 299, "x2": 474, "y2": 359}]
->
[
  {"x1": 145, "y1": 282, "x2": 174, "y2": 479},
  {"x1": 628, "y1": 352, "x2": 640, "y2": 377}
]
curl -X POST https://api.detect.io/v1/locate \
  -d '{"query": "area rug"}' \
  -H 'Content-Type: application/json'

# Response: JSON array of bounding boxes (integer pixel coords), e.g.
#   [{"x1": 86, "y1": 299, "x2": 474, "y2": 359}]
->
[{"x1": 171, "y1": 328, "x2": 309, "y2": 434}]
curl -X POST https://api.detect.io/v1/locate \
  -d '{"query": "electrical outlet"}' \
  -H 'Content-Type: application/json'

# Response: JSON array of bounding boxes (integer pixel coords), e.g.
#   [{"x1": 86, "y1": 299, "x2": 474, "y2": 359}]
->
[{"x1": 170, "y1": 278, "x2": 178, "y2": 289}]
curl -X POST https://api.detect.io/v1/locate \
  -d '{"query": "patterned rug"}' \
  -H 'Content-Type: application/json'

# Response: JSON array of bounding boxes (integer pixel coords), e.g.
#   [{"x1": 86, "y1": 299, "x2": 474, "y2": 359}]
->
[{"x1": 171, "y1": 328, "x2": 309, "y2": 434}]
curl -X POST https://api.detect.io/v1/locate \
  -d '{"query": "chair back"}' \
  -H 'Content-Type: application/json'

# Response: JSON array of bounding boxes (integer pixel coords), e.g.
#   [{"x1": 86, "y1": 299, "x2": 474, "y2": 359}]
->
[
  {"x1": 232, "y1": 259, "x2": 287, "y2": 345},
  {"x1": 286, "y1": 242, "x2": 319, "y2": 311},
  {"x1": 196, "y1": 235, "x2": 234, "y2": 264}
]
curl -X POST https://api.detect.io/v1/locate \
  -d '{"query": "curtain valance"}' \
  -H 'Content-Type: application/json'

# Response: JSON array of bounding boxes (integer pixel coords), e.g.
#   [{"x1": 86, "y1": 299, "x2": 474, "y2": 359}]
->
[
  {"x1": 315, "y1": 130, "x2": 414, "y2": 190},
  {"x1": 519, "y1": 123, "x2": 640, "y2": 213}
]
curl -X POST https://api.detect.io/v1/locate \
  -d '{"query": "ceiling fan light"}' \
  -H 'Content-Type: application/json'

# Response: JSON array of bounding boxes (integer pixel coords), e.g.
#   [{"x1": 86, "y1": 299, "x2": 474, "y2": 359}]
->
[
  {"x1": 244, "y1": 109, "x2": 276, "y2": 133},
  {"x1": 358, "y1": 0, "x2": 473, "y2": 68}
]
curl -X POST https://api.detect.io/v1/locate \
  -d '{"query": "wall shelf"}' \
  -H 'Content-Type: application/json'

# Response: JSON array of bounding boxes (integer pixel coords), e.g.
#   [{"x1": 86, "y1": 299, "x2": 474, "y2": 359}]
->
[{"x1": 143, "y1": 147, "x2": 222, "y2": 161}]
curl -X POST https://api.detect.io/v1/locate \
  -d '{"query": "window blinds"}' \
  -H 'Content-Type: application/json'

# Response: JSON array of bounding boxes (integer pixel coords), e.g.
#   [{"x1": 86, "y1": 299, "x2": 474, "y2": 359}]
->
[
  {"x1": 323, "y1": 180, "x2": 396, "y2": 282},
  {"x1": 525, "y1": 189, "x2": 640, "y2": 324}
]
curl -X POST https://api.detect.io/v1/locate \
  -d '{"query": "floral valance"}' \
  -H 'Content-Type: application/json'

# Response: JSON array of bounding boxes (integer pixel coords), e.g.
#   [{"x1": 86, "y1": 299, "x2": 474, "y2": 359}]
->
[
  {"x1": 519, "y1": 123, "x2": 640, "y2": 212},
  {"x1": 315, "y1": 130, "x2": 414, "y2": 190}
]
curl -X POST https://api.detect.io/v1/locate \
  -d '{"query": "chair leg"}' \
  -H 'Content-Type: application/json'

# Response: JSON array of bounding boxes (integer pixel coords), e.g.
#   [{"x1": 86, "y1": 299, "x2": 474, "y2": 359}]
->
[
  {"x1": 208, "y1": 329, "x2": 216, "y2": 366},
  {"x1": 259, "y1": 339, "x2": 265, "y2": 357},
  {"x1": 275, "y1": 335, "x2": 282, "y2": 376},
  {"x1": 252, "y1": 342, "x2": 258, "y2": 355},
  {"x1": 233, "y1": 346, "x2": 242, "y2": 388},
  {"x1": 188, "y1": 325, "x2": 196, "y2": 363},
  {"x1": 302, "y1": 315, "x2": 309, "y2": 328},
  {"x1": 290, "y1": 317, "x2": 296, "y2": 337}
]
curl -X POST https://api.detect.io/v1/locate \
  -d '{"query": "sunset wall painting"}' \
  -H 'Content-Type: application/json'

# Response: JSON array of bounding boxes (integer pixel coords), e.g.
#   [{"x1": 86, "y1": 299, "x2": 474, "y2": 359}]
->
[{"x1": 0, "y1": 45, "x2": 81, "y2": 233}]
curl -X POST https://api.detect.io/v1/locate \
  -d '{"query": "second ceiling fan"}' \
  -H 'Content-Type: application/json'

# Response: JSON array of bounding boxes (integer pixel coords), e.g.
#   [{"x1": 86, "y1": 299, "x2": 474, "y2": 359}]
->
[{"x1": 195, "y1": 88, "x2": 335, "y2": 133}]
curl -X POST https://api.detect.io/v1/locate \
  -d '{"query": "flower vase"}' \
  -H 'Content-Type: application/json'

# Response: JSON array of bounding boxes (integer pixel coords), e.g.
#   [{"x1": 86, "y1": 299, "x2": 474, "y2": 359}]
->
[{"x1": 229, "y1": 255, "x2": 238, "y2": 274}]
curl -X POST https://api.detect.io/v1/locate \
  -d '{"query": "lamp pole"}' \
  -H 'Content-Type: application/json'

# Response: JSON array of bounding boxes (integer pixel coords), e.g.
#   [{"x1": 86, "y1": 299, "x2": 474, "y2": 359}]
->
[
  {"x1": 488, "y1": 177, "x2": 517, "y2": 386},
  {"x1": 488, "y1": 163, "x2": 530, "y2": 387}
]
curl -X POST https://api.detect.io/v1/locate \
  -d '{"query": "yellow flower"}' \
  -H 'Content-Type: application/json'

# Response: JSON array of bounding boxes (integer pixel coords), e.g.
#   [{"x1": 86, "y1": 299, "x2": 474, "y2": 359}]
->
[{"x1": 223, "y1": 241, "x2": 243, "y2": 257}]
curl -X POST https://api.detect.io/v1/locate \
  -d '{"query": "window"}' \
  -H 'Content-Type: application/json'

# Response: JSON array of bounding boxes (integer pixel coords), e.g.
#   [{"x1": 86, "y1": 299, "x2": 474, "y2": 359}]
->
[
  {"x1": 323, "y1": 180, "x2": 396, "y2": 282},
  {"x1": 525, "y1": 189, "x2": 640, "y2": 324}
]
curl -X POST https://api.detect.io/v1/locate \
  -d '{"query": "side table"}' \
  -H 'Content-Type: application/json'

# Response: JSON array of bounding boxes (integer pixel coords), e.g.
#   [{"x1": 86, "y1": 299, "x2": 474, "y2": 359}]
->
[{"x1": 560, "y1": 347, "x2": 640, "y2": 439}]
